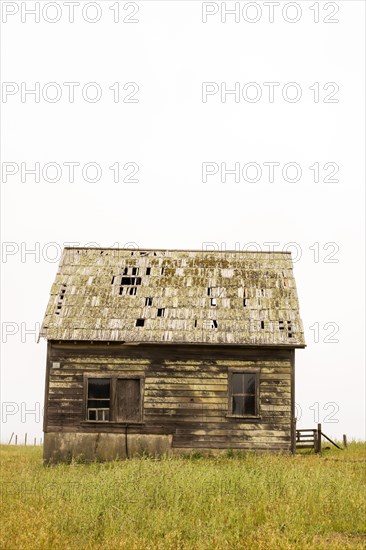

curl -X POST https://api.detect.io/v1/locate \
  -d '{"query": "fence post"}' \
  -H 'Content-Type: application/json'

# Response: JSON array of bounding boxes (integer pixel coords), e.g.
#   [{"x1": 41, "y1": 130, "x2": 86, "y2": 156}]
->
[
  {"x1": 291, "y1": 417, "x2": 297, "y2": 454},
  {"x1": 343, "y1": 434, "x2": 348, "y2": 449},
  {"x1": 25, "y1": 433, "x2": 27, "y2": 446},
  {"x1": 8, "y1": 432, "x2": 14, "y2": 445},
  {"x1": 15, "y1": 435, "x2": 18, "y2": 445},
  {"x1": 315, "y1": 423, "x2": 322, "y2": 453}
]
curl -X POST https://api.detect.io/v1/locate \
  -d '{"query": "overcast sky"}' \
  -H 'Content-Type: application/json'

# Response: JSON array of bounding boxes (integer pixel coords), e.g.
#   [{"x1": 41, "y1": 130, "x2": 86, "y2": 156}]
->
[{"x1": 1, "y1": 1, "x2": 365, "y2": 443}]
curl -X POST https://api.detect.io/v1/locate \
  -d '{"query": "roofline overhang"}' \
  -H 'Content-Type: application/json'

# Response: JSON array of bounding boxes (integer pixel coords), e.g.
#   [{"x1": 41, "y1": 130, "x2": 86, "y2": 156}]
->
[{"x1": 44, "y1": 338, "x2": 306, "y2": 349}]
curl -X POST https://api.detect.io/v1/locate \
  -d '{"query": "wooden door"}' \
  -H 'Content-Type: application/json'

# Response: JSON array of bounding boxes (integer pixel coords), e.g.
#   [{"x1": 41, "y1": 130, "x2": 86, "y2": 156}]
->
[{"x1": 116, "y1": 379, "x2": 141, "y2": 422}]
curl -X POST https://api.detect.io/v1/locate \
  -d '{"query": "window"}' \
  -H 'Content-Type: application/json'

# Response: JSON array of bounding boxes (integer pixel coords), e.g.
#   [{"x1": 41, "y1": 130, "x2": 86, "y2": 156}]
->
[
  {"x1": 86, "y1": 377, "x2": 143, "y2": 423},
  {"x1": 87, "y1": 378, "x2": 111, "y2": 421},
  {"x1": 229, "y1": 372, "x2": 259, "y2": 417}
]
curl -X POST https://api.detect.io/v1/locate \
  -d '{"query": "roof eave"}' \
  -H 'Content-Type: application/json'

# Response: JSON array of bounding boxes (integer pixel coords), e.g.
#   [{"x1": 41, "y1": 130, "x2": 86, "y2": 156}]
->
[{"x1": 43, "y1": 337, "x2": 306, "y2": 349}]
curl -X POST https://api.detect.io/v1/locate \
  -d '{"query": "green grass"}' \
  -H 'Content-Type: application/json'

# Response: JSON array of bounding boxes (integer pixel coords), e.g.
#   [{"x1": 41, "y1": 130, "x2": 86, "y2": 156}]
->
[{"x1": 1, "y1": 443, "x2": 365, "y2": 549}]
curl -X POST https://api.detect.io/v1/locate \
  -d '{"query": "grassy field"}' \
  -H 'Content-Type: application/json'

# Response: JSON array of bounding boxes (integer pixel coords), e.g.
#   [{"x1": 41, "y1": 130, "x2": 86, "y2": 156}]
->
[{"x1": 1, "y1": 443, "x2": 365, "y2": 549}]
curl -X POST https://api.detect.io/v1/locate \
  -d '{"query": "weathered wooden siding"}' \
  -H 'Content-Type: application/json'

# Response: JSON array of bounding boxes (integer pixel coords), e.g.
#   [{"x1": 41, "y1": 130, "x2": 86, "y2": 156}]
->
[{"x1": 45, "y1": 341, "x2": 294, "y2": 455}]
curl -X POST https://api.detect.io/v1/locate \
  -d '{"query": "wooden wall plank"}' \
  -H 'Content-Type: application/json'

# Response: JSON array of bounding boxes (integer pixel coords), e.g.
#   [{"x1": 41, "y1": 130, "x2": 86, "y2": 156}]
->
[{"x1": 46, "y1": 342, "x2": 294, "y2": 451}]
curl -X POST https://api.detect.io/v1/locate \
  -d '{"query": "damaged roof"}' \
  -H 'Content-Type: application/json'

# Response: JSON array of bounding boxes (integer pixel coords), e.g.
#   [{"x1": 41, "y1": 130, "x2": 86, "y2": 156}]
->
[{"x1": 40, "y1": 247, "x2": 305, "y2": 347}]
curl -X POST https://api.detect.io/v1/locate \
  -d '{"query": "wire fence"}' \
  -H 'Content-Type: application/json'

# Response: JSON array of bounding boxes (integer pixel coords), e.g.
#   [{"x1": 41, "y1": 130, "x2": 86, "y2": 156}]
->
[{"x1": 7, "y1": 433, "x2": 43, "y2": 446}]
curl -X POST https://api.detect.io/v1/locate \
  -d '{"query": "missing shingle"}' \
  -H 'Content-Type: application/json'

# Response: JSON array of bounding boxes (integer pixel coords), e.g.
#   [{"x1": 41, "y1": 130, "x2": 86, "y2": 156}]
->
[
  {"x1": 146, "y1": 267, "x2": 151, "y2": 275},
  {"x1": 145, "y1": 297, "x2": 153, "y2": 306},
  {"x1": 207, "y1": 287, "x2": 212, "y2": 296},
  {"x1": 136, "y1": 319, "x2": 145, "y2": 327},
  {"x1": 204, "y1": 319, "x2": 217, "y2": 329},
  {"x1": 194, "y1": 320, "x2": 197, "y2": 328},
  {"x1": 132, "y1": 267, "x2": 139, "y2": 276},
  {"x1": 55, "y1": 286, "x2": 66, "y2": 315},
  {"x1": 161, "y1": 267, "x2": 165, "y2": 275},
  {"x1": 261, "y1": 289, "x2": 265, "y2": 296},
  {"x1": 157, "y1": 308, "x2": 165, "y2": 317},
  {"x1": 261, "y1": 321, "x2": 265, "y2": 329},
  {"x1": 121, "y1": 277, "x2": 141, "y2": 286},
  {"x1": 243, "y1": 298, "x2": 247, "y2": 307},
  {"x1": 210, "y1": 298, "x2": 217, "y2": 306},
  {"x1": 111, "y1": 276, "x2": 115, "y2": 285},
  {"x1": 118, "y1": 275, "x2": 141, "y2": 297},
  {"x1": 279, "y1": 320, "x2": 285, "y2": 331},
  {"x1": 123, "y1": 267, "x2": 128, "y2": 275}
]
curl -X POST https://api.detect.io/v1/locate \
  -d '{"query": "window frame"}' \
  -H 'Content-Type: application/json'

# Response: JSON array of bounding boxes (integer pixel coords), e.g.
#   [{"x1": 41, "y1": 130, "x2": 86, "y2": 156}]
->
[
  {"x1": 86, "y1": 377, "x2": 111, "y2": 422},
  {"x1": 227, "y1": 368, "x2": 260, "y2": 419},
  {"x1": 83, "y1": 373, "x2": 145, "y2": 425}
]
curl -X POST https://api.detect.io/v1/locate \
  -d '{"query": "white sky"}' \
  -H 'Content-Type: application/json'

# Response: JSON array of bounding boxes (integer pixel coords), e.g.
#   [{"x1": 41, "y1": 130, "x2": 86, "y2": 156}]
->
[{"x1": 1, "y1": 1, "x2": 365, "y2": 443}]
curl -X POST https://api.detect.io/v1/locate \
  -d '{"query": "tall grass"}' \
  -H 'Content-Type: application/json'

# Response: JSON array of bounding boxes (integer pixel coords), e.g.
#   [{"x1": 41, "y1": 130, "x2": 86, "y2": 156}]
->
[{"x1": 1, "y1": 443, "x2": 365, "y2": 549}]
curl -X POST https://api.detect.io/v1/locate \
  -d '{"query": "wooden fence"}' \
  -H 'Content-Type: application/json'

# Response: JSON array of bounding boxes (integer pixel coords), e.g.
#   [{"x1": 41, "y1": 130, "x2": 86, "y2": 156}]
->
[{"x1": 296, "y1": 423, "x2": 344, "y2": 453}]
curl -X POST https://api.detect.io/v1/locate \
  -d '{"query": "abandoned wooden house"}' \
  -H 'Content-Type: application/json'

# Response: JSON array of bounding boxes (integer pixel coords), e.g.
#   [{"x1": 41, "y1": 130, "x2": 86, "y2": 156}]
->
[{"x1": 40, "y1": 247, "x2": 305, "y2": 463}]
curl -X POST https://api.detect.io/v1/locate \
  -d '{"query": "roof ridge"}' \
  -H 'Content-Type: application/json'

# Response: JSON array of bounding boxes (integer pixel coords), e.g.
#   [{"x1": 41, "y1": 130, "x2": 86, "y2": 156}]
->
[{"x1": 62, "y1": 247, "x2": 292, "y2": 254}]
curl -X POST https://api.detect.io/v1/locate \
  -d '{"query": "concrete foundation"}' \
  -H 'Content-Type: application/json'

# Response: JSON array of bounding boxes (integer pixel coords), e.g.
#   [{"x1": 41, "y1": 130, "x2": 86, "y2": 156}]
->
[{"x1": 44, "y1": 432, "x2": 173, "y2": 464}]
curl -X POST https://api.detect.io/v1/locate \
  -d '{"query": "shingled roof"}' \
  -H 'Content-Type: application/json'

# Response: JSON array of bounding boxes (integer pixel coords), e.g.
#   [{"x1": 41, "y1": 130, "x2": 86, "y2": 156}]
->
[{"x1": 40, "y1": 247, "x2": 305, "y2": 347}]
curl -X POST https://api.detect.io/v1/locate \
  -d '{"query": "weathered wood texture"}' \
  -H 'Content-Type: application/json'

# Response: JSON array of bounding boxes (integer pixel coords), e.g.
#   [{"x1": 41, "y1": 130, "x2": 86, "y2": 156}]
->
[
  {"x1": 40, "y1": 248, "x2": 305, "y2": 346},
  {"x1": 46, "y1": 342, "x2": 295, "y2": 452}
]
